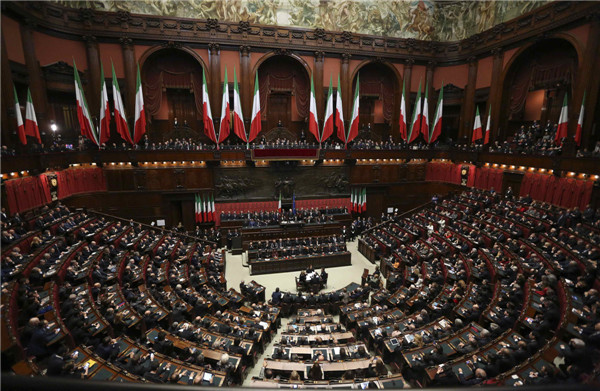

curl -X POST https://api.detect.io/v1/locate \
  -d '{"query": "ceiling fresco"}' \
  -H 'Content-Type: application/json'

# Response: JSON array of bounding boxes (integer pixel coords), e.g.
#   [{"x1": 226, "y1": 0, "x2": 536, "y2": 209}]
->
[{"x1": 52, "y1": 0, "x2": 550, "y2": 41}]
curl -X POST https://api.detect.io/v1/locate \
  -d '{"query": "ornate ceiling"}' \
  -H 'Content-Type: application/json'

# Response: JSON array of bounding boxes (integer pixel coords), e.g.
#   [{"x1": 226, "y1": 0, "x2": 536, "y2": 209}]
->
[{"x1": 52, "y1": 0, "x2": 550, "y2": 41}]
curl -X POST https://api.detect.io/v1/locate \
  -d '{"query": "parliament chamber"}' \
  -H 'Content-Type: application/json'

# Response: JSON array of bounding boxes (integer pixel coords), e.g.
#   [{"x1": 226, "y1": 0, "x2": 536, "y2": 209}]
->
[{"x1": 2, "y1": 1, "x2": 600, "y2": 390}]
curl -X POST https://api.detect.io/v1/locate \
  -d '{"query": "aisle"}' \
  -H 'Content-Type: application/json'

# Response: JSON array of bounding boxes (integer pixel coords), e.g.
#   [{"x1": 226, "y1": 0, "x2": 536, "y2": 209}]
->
[{"x1": 227, "y1": 240, "x2": 380, "y2": 386}]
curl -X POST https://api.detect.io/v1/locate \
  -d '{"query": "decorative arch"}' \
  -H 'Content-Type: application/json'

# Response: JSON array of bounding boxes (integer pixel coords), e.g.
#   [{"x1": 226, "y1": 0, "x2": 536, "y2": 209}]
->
[
  {"x1": 349, "y1": 60, "x2": 402, "y2": 139},
  {"x1": 497, "y1": 35, "x2": 582, "y2": 139},
  {"x1": 251, "y1": 51, "x2": 312, "y2": 82},
  {"x1": 139, "y1": 45, "x2": 208, "y2": 120},
  {"x1": 253, "y1": 53, "x2": 311, "y2": 134}
]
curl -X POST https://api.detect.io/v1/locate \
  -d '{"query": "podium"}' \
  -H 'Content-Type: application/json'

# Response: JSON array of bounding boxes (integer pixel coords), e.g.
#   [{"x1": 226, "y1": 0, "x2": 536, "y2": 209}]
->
[{"x1": 231, "y1": 236, "x2": 243, "y2": 255}]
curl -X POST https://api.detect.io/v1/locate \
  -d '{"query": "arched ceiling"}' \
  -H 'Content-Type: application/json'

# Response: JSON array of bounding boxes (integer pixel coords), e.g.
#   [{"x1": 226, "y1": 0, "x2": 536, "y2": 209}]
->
[{"x1": 52, "y1": 0, "x2": 550, "y2": 42}]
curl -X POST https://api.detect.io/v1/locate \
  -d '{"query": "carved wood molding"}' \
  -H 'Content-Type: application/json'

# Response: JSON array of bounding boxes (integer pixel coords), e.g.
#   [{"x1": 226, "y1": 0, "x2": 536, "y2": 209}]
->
[{"x1": 3, "y1": 1, "x2": 599, "y2": 65}]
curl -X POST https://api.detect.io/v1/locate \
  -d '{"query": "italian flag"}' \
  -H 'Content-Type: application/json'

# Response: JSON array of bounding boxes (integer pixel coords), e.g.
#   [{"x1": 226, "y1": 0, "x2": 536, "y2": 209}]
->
[
  {"x1": 232, "y1": 68, "x2": 247, "y2": 143},
  {"x1": 350, "y1": 189, "x2": 356, "y2": 213},
  {"x1": 361, "y1": 188, "x2": 367, "y2": 213},
  {"x1": 210, "y1": 194, "x2": 216, "y2": 222},
  {"x1": 308, "y1": 73, "x2": 320, "y2": 143},
  {"x1": 429, "y1": 84, "x2": 443, "y2": 144},
  {"x1": 335, "y1": 74, "x2": 345, "y2": 143},
  {"x1": 399, "y1": 79, "x2": 407, "y2": 141},
  {"x1": 321, "y1": 76, "x2": 334, "y2": 143},
  {"x1": 112, "y1": 62, "x2": 133, "y2": 144},
  {"x1": 133, "y1": 64, "x2": 146, "y2": 144},
  {"x1": 346, "y1": 74, "x2": 360, "y2": 145},
  {"x1": 202, "y1": 195, "x2": 208, "y2": 222},
  {"x1": 74, "y1": 61, "x2": 99, "y2": 146},
  {"x1": 555, "y1": 93, "x2": 568, "y2": 146},
  {"x1": 99, "y1": 62, "x2": 111, "y2": 145},
  {"x1": 218, "y1": 67, "x2": 230, "y2": 144},
  {"x1": 278, "y1": 192, "x2": 282, "y2": 212},
  {"x1": 202, "y1": 70, "x2": 217, "y2": 145},
  {"x1": 206, "y1": 196, "x2": 213, "y2": 221},
  {"x1": 24, "y1": 89, "x2": 42, "y2": 144},
  {"x1": 198, "y1": 194, "x2": 204, "y2": 223},
  {"x1": 14, "y1": 87, "x2": 26, "y2": 145},
  {"x1": 575, "y1": 92, "x2": 585, "y2": 147},
  {"x1": 483, "y1": 107, "x2": 491, "y2": 145},
  {"x1": 471, "y1": 106, "x2": 482, "y2": 143},
  {"x1": 195, "y1": 194, "x2": 201, "y2": 223},
  {"x1": 407, "y1": 80, "x2": 422, "y2": 144},
  {"x1": 249, "y1": 72, "x2": 261, "y2": 142},
  {"x1": 421, "y1": 81, "x2": 429, "y2": 141}
]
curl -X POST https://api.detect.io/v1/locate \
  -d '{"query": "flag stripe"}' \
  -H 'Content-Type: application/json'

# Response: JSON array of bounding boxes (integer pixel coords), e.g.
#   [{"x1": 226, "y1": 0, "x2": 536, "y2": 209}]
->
[{"x1": 249, "y1": 72, "x2": 261, "y2": 142}]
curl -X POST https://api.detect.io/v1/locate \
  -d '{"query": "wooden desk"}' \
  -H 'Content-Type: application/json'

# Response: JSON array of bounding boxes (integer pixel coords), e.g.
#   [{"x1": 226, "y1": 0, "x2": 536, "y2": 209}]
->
[
  {"x1": 242, "y1": 223, "x2": 342, "y2": 248},
  {"x1": 250, "y1": 252, "x2": 351, "y2": 275},
  {"x1": 280, "y1": 332, "x2": 354, "y2": 344}
]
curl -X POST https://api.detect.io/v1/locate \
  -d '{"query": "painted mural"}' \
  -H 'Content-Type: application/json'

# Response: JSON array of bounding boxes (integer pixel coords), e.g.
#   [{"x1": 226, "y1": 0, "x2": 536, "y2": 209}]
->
[{"x1": 53, "y1": 0, "x2": 549, "y2": 41}]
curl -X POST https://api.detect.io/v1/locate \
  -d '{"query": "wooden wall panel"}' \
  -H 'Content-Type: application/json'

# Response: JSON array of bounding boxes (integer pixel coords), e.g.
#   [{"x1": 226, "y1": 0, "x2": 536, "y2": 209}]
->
[{"x1": 350, "y1": 163, "x2": 426, "y2": 185}]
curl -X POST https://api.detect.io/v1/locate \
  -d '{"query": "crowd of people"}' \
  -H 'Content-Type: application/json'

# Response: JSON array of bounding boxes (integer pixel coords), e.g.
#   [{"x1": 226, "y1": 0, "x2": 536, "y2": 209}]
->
[
  {"x1": 248, "y1": 235, "x2": 347, "y2": 260},
  {"x1": 4, "y1": 120, "x2": 598, "y2": 158},
  {"x1": 357, "y1": 188, "x2": 600, "y2": 386},
  {"x1": 1, "y1": 202, "x2": 287, "y2": 386},
  {"x1": 221, "y1": 207, "x2": 348, "y2": 227}
]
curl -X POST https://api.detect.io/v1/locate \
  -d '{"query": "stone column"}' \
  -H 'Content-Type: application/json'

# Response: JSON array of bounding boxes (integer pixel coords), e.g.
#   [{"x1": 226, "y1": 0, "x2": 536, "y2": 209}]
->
[
  {"x1": 425, "y1": 60, "x2": 436, "y2": 121},
  {"x1": 120, "y1": 37, "x2": 137, "y2": 119},
  {"x1": 20, "y1": 21, "x2": 49, "y2": 128},
  {"x1": 403, "y1": 59, "x2": 414, "y2": 118},
  {"x1": 208, "y1": 43, "x2": 221, "y2": 119},
  {"x1": 488, "y1": 48, "x2": 504, "y2": 143},
  {"x1": 314, "y1": 51, "x2": 325, "y2": 119},
  {"x1": 459, "y1": 57, "x2": 478, "y2": 140},
  {"x1": 340, "y1": 53, "x2": 351, "y2": 119},
  {"x1": 1, "y1": 31, "x2": 16, "y2": 146},
  {"x1": 571, "y1": 13, "x2": 600, "y2": 148},
  {"x1": 83, "y1": 35, "x2": 101, "y2": 118},
  {"x1": 239, "y1": 45, "x2": 251, "y2": 122}
]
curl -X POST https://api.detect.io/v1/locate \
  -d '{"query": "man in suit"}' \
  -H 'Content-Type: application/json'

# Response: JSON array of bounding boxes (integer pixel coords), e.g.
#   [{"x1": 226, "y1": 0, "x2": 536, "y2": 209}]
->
[
  {"x1": 27, "y1": 320, "x2": 59, "y2": 359},
  {"x1": 271, "y1": 287, "x2": 282, "y2": 305}
]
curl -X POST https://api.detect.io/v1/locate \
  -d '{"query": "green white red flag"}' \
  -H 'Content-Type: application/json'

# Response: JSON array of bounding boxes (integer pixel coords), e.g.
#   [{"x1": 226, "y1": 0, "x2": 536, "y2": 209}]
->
[
  {"x1": 346, "y1": 75, "x2": 360, "y2": 145},
  {"x1": 555, "y1": 93, "x2": 568, "y2": 146},
  {"x1": 575, "y1": 92, "x2": 585, "y2": 147},
  {"x1": 429, "y1": 84, "x2": 443, "y2": 144},
  {"x1": 249, "y1": 72, "x2": 262, "y2": 142},
  {"x1": 407, "y1": 80, "x2": 422, "y2": 143},
  {"x1": 99, "y1": 62, "x2": 111, "y2": 145},
  {"x1": 133, "y1": 64, "x2": 146, "y2": 144},
  {"x1": 472, "y1": 106, "x2": 482, "y2": 143},
  {"x1": 321, "y1": 76, "x2": 334, "y2": 142},
  {"x1": 73, "y1": 60, "x2": 98, "y2": 145},
  {"x1": 202, "y1": 70, "x2": 218, "y2": 145},
  {"x1": 232, "y1": 68, "x2": 247, "y2": 143},
  {"x1": 24, "y1": 89, "x2": 42, "y2": 144},
  {"x1": 308, "y1": 74, "x2": 320, "y2": 142},
  {"x1": 111, "y1": 62, "x2": 133, "y2": 144},
  {"x1": 218, "y1": 68, "x2": 230, "y2": 144},
  {"x1": 335, "y1": 74, "x2": 345, "y2": 143},
  {"x1": 14, "y1": 87, "x2": 26, "y2": 145},
  {"x1": 399, "y1": 80, "x2": 407, "y2": 141}
]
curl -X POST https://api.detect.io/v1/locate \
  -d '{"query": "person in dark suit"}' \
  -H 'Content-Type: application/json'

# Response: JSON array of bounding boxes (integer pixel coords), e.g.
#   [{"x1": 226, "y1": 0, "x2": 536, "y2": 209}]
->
[
  {"x1": 271, "y1": 287, "x2": 282, "y2": 305},
  {"x1": 27, "y1": 320, "x2": 59, "y2": 359},
  {"x1": 308, "y1": 362, "x2": 323, "y2": 380},
  {"x1": 457, "y1": 367, "x2": 486, "y2": 385},
  {"x1": 143, "y1": 360, "x2": 170, "y2": 383},
  {"x1": 46, "y1": 345, "x2": 69, "y2": 376},
  {"x1": 431, "y1": 364, "x2": 460, "y2": 387},
  {"x1": 96, "y1": 337, "x2": 120, "y2": 361},
  {"x1": 153, "y1": 331, "x2": 174, "y2": 356}
]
